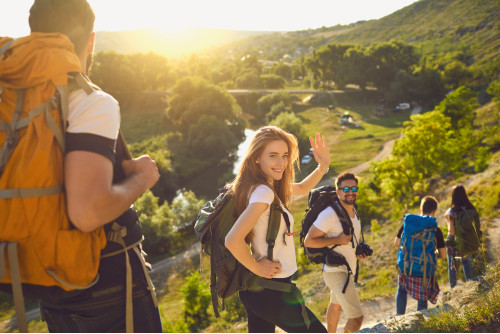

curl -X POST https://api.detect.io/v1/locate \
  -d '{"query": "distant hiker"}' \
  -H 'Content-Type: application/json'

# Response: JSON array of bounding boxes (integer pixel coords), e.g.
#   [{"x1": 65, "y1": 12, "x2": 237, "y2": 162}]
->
[
  {"x1": 444, "y1": 185, "x2": 481, "y2": 288},
  {"x1": 225, "y1": 126, "x2": 330, "y2": 332},
  {"x1": 304, "y1": 172, "x2": 368, "y2": 333},
  {"x1": 394, "y1": 196, "x2": 446, "y2": 315},
  {"x1": 0, "y1": 0, "x2": 161, "y2": 332}
]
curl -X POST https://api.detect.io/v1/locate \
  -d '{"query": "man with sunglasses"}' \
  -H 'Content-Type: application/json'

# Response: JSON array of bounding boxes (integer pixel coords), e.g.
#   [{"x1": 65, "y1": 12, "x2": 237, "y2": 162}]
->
[{"x1": 304, "y1": 172, "x2": 366, "y2": 333}]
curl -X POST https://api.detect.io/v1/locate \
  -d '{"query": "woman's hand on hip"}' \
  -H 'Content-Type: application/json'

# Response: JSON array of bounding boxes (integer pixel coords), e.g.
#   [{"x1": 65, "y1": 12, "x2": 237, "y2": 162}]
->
[{"x1": 254, "y1": 257, "x2": 282, "y2": 279}]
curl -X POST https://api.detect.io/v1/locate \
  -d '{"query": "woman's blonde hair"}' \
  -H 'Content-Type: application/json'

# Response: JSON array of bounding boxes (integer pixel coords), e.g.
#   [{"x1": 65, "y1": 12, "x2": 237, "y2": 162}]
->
[{"x1": 229, "y1": 126, "x2": 299, "y2": 215}]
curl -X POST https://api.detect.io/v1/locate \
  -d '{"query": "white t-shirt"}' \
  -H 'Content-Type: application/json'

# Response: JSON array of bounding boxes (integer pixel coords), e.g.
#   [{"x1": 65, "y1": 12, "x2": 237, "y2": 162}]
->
[
  {"x1": 66, "y1": 88, "x2": 120, "y2": 161},
  {"x1": 68, "y1": 89, "x2": 120, "y2": 138},
  {"x1": 312, "y1": 206, "x2": 361, "y2": 275},
  {"x1": 247, "y1": 185, "x2": 297, "y2": 278}
]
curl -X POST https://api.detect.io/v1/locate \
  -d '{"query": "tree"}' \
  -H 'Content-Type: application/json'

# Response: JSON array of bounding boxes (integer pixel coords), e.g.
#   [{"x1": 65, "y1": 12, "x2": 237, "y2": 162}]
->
[
  {"x1": 235, "y1": 70, "x2": 261, "y2": 89},
  {"x1": 180, "y1": 272, "x2": 211, "y2": 332},
  {"x1": 166, "y1": 76, "x2": 244, "y2": 135},
  {"x1": 412, "y1": 65, "x2": 446, "y2": 109},
  {"x1": 271, "y1": 62, "x2": 292, "y2": 81},
  {"x1": 434, "y1": 86, "x2": 478, "y2": 130},
  {"x1": 305, "y1": 44, "x2": 352, "y2": 89},
  {"x1": 366, "y1": 42, "x2": 419, "y2": 93},
  {"x1": 442, "y1": 60, "x2": 473, "y2": 89},
  {"x1": 270, "y1": 112, "x2": 309, "y2": 157},
  {"x1": 256, "y1": 91, "x2": 292, "y2": 122},
  {"x1": 337, "y1": 46, "x2": 372, "y2": 89},
  {"x1": 487, "y1": 80, "x2": 500, "y2": 102},
  {"x1": 238, "y1": 54, "x2": 263, "y2": 76},
  {"x1": 261, "y1": 74, "x2": 286, "y2": 89},
  {"x1": 90, "y1": 51, "x2": 173, "y2": 106},
  {"x1": 372, "y1": 111, "x2": 462, "y2": 211},
  {"x1": 165, "y1": 77, "x2": 245, "y2": 182},
  {"x1": 187, "y1": 114, "x2": 242, "y2": 166},
  {"x1": 134, "y1": 190, "x2": 174, "y2": 256},
  {"x1": 90, "y1": 51, "x2": 140, "y2": 106},
  {"x1": 265, "y1": 101, "x2": 293, "y2": 123},
  {"x1": 385, "y1": 70, "x2": 419, "y2": 106}
]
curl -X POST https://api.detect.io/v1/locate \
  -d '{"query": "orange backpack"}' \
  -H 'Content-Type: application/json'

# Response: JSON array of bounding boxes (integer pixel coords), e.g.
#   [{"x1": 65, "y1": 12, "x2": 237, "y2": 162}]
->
[{"x1": 0, "y1": 33, "x2": 107, "y2": 329}]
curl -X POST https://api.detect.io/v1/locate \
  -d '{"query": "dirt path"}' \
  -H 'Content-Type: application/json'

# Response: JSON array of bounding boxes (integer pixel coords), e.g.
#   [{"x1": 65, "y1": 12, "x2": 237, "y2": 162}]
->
[
  {"x1": 314, "y1": 139, "x2": 394, "y2": 190},
  {"x1": 149, "y1": 241, "x2": 201, "y2": 290}
]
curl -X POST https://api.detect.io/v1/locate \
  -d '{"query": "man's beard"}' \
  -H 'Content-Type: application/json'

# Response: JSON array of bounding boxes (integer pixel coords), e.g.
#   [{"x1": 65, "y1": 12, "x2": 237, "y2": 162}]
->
[
  {"x1": 340, "y1": 196, "x2": 356, "y2": 206},
  {"x1": 86, "y1": 53, "x2": 94, "y2": 76}
]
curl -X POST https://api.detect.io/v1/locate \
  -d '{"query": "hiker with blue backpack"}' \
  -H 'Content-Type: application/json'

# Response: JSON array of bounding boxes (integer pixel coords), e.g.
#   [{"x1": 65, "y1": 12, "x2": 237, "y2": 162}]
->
[
  {"x1": 444, "y1": 185, "x2": 481, "y2": 288},
  {"x1": 224, "y1": 126, "x2": 330, "y2": 332},
  {"x1": 394, "y1": 196, "x2": 446, "y2": 314}
]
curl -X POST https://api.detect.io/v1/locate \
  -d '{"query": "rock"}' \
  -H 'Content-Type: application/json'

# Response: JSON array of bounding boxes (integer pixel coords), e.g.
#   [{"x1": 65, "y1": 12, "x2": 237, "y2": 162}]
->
[
  {"x1": 357, "y1": 323, "x2": 390, "y2": 333},
  {"x1": 385, "y1": 312, "x2": 425, "y2": 332}
]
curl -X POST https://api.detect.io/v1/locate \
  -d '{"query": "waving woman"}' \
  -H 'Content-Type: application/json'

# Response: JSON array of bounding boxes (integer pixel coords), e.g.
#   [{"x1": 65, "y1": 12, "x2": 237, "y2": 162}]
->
[{"x1": 225, "y1": 126, "x2": 330, "y2": 332}]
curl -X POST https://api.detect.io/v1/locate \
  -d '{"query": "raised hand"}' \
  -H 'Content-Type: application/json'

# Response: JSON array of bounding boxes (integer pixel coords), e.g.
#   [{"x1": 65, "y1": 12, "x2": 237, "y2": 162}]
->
[{"x1": 309, "y1": 132, "x2": 330, "y2": 172}]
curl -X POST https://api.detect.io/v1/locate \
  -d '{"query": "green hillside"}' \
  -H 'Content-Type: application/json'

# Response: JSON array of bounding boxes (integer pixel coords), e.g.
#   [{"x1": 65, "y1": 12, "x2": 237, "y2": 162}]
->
[
  {"x1": 222, "y1": 0, "x2": 499, "y2": 67},
  {"x1": 319, "y1": 0, "x2": 500, "y2": 65}
]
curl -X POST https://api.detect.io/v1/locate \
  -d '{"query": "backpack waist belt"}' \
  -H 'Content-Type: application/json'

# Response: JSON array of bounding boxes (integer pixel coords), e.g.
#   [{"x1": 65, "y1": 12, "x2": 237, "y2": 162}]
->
[{"x1": 246, "y1": 275, "x2": 311, "y2": 329}]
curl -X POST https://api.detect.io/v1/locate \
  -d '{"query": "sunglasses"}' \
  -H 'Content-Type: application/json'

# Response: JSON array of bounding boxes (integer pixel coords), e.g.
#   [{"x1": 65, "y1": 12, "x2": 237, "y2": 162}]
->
[{"x1": 340, "y1": 186, "x2": 359, "y2": 193}]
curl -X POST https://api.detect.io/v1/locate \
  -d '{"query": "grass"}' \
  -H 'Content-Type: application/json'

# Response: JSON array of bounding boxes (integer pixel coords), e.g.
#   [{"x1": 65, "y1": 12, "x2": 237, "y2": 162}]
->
[
  {"x1": 2, "y1": 96, "x2": 497, "y2": 333},
  {"x1": 411, "y1": 263, "x2": 500, "y2": 333},
  {"x1": 296, "y1": 92, "x2": 410, "y2": 173}
]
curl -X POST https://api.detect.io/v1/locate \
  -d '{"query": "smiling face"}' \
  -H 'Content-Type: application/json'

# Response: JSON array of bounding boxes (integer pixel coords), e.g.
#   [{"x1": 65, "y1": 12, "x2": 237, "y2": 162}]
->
[
  {"x1": 256, "y1": 140, "x2": 289, "y2": 185},
  {"x1": 337, "y1": 179, "x2": 358, "y2": 206}
]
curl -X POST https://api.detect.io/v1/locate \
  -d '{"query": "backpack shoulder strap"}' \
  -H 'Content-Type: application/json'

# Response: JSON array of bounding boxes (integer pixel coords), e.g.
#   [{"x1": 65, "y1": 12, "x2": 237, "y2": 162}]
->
[
  {"x1": 266, "y1": 197, "x2": 286, "y2": 261},
  {"x1": 67, "y1": 73, "x2": 132, "y2": 162},
  {"x1": 331, "y1": 199, "x2": 355, "y2": 247},
  {"x1": 68, "y1": 72, "x2": 99, "y2": 94},
  {"x1": 0, "y1": 39, "x2": 15, "y2": 57}
]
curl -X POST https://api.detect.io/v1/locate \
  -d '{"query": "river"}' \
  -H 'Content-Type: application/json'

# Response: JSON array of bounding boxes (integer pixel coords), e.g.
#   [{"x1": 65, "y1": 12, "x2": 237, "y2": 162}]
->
[{"x1": 233, "y1": 128, "x2": 257, "y2": 174}]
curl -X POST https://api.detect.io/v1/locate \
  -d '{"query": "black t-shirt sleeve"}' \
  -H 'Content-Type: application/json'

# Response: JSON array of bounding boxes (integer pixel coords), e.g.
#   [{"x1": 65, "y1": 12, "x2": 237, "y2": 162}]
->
[
  {"x1": 66, "y1": 132, "x2": 116, "y2": 163},
  {"x1": 435, "y1": 228, "x2": 445, "y2": 248},
  {"x1": 397, "y1": 225, "x2": 403, "y2": 238}
]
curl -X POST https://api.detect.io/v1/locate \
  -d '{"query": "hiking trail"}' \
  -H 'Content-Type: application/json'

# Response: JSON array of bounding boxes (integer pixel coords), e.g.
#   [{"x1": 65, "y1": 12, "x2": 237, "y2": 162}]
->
[{"x1": 2, "y1": 139, "x2": 498, "y2": 333}]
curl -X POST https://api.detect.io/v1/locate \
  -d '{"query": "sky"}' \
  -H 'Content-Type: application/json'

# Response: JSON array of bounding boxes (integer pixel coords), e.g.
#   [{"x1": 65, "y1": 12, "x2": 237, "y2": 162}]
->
[{"x1": 3, "y1": 0, "x2": 419, "y2": 37}]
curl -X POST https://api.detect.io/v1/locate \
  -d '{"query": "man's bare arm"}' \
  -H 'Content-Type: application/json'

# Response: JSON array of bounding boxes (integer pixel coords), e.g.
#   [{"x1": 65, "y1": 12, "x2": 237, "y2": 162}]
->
[
  {"x1": 304, "y1": 225, "x2": 352, "y2": 248},
  {"x1": 65, "y1": 151, "x2": 159, "y2": 232}
]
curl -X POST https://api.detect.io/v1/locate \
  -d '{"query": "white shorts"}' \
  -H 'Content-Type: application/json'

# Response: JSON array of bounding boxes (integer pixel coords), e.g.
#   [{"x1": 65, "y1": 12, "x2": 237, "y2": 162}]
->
[{"x1": 323, "y1": 271, "x2": 364, "y2": 319}]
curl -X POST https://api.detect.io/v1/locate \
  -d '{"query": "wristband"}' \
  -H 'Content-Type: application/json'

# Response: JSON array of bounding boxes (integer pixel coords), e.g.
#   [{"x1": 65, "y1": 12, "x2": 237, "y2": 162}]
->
[{"x1": 318, "y1": 165, "x2": 329, "y2": 174}]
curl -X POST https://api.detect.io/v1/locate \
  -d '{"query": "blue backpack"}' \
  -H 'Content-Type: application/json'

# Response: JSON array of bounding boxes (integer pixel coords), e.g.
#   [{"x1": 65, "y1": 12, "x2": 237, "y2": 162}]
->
[{"x1": 397, "y1": 214, "x2": 438, "y2": 280}]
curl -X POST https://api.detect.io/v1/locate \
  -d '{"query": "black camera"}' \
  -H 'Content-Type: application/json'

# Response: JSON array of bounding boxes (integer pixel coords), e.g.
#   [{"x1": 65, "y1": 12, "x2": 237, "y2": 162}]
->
[{"x1": 356, "y1": 242, "x2": 373, "y2": 257}]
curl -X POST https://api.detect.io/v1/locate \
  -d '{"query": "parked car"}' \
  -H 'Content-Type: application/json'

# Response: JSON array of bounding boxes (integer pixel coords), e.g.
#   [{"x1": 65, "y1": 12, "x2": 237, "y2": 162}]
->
[
  {"x1": 393, "y1": 103, "x2": 411, "y2": 112},
  {"x1": 301, "y1": 155, "x2": 313, "y2": 165}
]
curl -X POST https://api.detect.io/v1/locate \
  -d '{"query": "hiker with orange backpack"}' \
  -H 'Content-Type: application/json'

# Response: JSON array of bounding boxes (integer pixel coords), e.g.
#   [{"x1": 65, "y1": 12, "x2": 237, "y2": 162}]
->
[
  {"x1": 444, "y1": 185, "x2": 481, "y2": 288},
  {"x1": 0, "y1": 0, "x2": 161, "y2": 332},
  {"x1": 224, "y1": 126, "x2": 329, "y2": 332},
  {"x1": 394, "y1": 196, "x2": 446, "y2": 315}
]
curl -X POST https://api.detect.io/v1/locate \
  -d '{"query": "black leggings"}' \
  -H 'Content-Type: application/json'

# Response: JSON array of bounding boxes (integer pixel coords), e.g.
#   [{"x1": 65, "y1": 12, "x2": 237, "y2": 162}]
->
[{"x1": 239, "y1": 278, "x2": 327, "y2": 333}]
